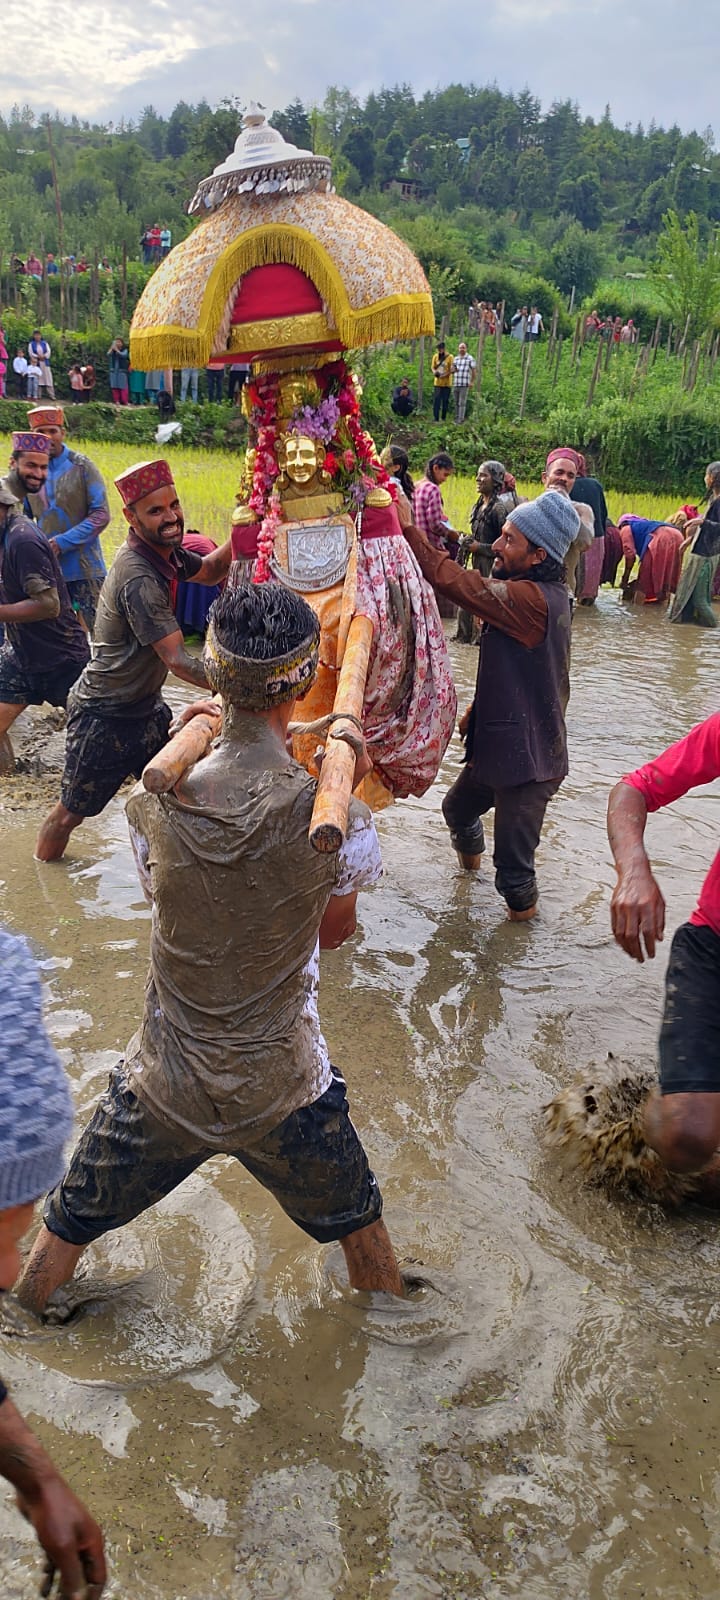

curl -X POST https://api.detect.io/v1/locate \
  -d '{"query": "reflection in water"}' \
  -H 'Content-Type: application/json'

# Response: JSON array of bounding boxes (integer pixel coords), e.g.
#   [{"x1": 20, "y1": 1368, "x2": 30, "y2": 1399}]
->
[{"x1": 1, "y1": 600, "x2": 720, "y2": 1596}]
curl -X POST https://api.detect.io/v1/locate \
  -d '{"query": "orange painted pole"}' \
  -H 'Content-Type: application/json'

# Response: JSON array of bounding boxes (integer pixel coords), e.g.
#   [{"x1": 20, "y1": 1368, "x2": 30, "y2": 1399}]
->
[{"x1": 309, "y1": 612, "x2": 374, "y2": 854}]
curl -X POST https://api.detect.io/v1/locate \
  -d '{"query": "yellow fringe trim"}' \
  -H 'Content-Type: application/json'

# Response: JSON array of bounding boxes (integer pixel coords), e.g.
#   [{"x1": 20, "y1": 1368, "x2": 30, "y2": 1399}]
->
[{"x1": 130, "y1": 222, "x2": 434, "y2": 370}]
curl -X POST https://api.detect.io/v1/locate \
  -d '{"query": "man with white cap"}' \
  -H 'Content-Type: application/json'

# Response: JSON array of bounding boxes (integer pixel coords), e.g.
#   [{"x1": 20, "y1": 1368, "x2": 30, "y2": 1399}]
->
[
  {"x1": 404, "y1": 489, "x2": 578, "y2": 919},
  {"x1": 0, "y1": 924, "x2": 106, "y2": 1596},
  {"x1": 35, "y1": 458, "x2": 228, "y2": 861}
]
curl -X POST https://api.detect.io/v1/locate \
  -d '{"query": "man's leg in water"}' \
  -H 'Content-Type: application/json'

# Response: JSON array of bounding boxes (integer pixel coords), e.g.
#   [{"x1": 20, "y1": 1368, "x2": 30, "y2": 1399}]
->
[
  {"x1": 18, "y1": 1071, "x2": 204, "y2": 1313},
  {"x1": 236, "y1": 1069, "x2": 404, "y2": 1297},
  {"x1": 36, "y1": 703, "x2": 172, "y2": 861},
  {"x1": 642, "y1": 923, "x2": 720, "y2": 1174},
  {"x1": 0, "y1": 701, "x2": 26, "y2": 775}
]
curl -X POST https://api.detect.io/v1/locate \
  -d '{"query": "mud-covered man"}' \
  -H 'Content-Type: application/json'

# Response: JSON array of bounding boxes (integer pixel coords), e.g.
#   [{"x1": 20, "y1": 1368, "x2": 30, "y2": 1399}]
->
[
  {"x1": 0, "y1": 445, "x2": 90, "y2": 775},
  {"x1": 20, "y1": 582, "x2": 403, "y2": 1312},
  {"x1": 0, "y1": 925, "x2": 106, "y2": 1597},
  {"x1": 16, "y1": 403, "x2": 111, "y2": 633},
  {"x1": 36, "y1": 458, "x2": 229, "y2": 861}
]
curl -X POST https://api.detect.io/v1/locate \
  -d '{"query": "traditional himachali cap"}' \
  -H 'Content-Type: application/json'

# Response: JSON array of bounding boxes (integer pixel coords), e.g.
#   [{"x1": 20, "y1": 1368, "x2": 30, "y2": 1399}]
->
[
  {"x1": 546, "y1": 446, "x2": 582, "y2": 471},
  {"x1": 509, "y1": 490, "x2": 580, "y2": 564},
  {"x1": 115, "y1": 458, "x2": 175, "y2": 508},
  {"x1": 0, "y1": 926, "x2": 74, "y2": 1210},
  {"x1": 203, "y1": 584, "x2": 320, "y2": 710},
  {"x1": 27, "y1": 404, "x2": 64, "y2": 428},
  {"x1": 12, "y1": 432, "x2": 52, "y2": 455},
  {"x1": 189, "y1": 103, "x2": 332, "y2": 215}
]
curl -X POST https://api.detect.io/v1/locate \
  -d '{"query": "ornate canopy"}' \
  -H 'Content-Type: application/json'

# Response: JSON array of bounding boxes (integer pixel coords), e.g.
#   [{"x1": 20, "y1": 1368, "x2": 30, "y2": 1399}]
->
[{"x1": 130, "y1": 112, "x2": 434, "y2": 371}]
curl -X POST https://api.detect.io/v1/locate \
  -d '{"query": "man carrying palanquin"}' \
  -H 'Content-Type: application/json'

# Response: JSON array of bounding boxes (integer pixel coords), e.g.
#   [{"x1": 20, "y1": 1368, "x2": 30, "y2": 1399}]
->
[
  {"x1": 16, "y1": 404, "x2": 110, "y2": 633},
  {"x1": 0, "y1": 451, "x2": 89, "y2": 774},
  {"x1": 19, "y1": 582, "x2": 404, "y2": 1315},
  {"x1": 35, "y1": 458, "x2": 230, "y2": 861}
]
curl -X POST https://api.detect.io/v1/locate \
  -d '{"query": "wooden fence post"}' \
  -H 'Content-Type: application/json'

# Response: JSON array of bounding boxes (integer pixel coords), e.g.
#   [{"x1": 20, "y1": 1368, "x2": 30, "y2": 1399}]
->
[
  {"x1": 586, "y1": 337, "x2": 604, "y2": 407},
  {"x1": 519, "y1": 336, "x2": 533, "y2": 418},
  {"x1": 417, "y1": 335, "x2": 425, "y2": 410}
]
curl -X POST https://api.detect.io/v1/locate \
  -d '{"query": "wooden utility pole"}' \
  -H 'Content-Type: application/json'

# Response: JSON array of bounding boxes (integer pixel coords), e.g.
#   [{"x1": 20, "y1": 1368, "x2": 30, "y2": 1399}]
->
[
  {"x1": 475, "y1": 327, "x2": 487, "y2": 398},
  {"x1": 495, "y1": 300, "x2": 505, "y2": 379},
  {"x1": 121, "y1": 243, "x2": 128, "y2": 322},
  {"x1": 518, "y1": 336, "x2": 533, "y2": 418},
  {"x1": 586, "y1": 337, "x2": 604, "y2": 406},
  {"x1": 45, "y1": 114, "x2": 65, "y2": 330}
]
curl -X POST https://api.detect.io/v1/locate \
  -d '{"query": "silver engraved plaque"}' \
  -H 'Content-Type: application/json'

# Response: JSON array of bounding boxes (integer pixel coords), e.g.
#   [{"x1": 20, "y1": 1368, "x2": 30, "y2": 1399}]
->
[{"x1": 270, "y1": 517, "x2": 353, "y2": 593}]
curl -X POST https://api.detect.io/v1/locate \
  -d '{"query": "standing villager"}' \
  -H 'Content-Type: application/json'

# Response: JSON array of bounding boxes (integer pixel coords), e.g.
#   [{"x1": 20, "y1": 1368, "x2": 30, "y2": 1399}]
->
[
  {"x1": 404, "y1": 491, "x2": 577, "y2": 920},
  {"x1": 20, "y1": 583, "x2": 404, "y2": 1316},
  {"x1": 455, "y1": 460, "x2": 511, "y2": 644},
  {"x1": 27, "y1": 331, "x2": 54, "y2": 398},
  {"x1": 668, "y1": 463, "x2": 720, "y2": 627},
  {"x1": 0, "y1": 459, "x2": 89, "y2": 773},
  {"x1": 617, "y1": 513, "x2": 684, "y2": 605},
  {"x1": 19, "y1": 404, "x2": 110, "y2": 632},
  {"x1": 379, "y1": 444, "x2": 414, "y2": 525},
  {"x1": 0, "y1": 925, "x2": 107, "y2": 1598},
  {"x1": 35, "y1": 459, "x2": 229, "y2": 861},
  {"x1": 411, "y1": 454, "x2": 460, "y2": 551},
  {"x1": 431, "y1": 342, "x2": 453, "y2": 422},
  {"x1": 570, "y1": 454, "x2": 610, "y2": 604},
  {"x1": 108, "y1": 337, "x2": 129, "y2": 404},
  {"x1": 451, "y1": 342, "x2": 476, "y2": 423},
  {"x1": 541, "y1": 449, "x2": 595, "y2": 598}
]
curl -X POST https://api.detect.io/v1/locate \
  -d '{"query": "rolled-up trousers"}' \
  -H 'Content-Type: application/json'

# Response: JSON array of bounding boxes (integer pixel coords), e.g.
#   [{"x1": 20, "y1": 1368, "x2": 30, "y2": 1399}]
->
[{"x1": 442, "y1": 766, "x2": 560, "y2": 911}]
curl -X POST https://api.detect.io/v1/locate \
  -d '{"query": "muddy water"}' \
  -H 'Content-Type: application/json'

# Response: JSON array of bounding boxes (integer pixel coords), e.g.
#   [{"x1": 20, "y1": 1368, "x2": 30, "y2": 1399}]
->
[{"x1": 1, "y1": 593, "x2": 720, "y2": 1599}]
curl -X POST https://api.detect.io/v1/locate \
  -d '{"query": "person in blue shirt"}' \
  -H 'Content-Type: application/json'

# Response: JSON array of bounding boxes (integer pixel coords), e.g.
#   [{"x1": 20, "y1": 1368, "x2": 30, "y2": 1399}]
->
[{"x1": 22, "y1": 405, "x2": 110, "y2": 632}]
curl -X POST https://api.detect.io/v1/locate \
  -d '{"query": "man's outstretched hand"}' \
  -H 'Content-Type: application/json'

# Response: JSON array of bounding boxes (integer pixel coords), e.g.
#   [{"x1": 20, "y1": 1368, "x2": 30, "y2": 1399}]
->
[
  {"x1": 17, "y1": 1471, "x2": 106, "y2": 1599},
  {"x1": 610, "y1": 862, "x2": 666, "y2": 963}
]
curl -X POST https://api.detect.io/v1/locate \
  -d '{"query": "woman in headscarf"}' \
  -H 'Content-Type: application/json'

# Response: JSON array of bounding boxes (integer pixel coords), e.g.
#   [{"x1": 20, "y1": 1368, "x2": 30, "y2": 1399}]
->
[
  {"x1": 668, "y1": 464, "x2": 720, "y2": 627},
  {"x1": 454, "y1": 459, "x2": 510, "y2": 643},
  {"x1": 617, "y1": 512, "x2": 684, "y2": 605}
]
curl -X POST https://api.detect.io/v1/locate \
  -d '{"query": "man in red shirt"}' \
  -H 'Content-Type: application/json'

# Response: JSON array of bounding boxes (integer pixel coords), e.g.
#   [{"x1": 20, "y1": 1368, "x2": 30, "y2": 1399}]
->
[{"x1": 608, "y1": 714, "x2": 720, "y2": 1172}]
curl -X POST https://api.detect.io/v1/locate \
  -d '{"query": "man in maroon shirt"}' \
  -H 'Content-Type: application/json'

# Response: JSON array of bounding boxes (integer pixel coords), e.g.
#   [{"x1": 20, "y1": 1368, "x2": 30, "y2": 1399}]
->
[
  {"x1": 404, "y1": 489, "x2": 578, "y2": 920},
  {"x1": 608, "y1": 714, "x2": 720, "y2": 1175}
]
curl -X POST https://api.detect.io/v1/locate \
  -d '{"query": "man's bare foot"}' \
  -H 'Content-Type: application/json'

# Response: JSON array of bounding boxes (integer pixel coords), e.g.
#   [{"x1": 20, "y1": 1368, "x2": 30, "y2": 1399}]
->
[
  {"x1": 456, "y1": 850, "x2": 483, "y2": 871},
  {"x1": 507, "y1": 904, "x2": 537, "y2": 922},
  {"x1": 0, "y1": 732, "x2": 15, "y2": 776}
]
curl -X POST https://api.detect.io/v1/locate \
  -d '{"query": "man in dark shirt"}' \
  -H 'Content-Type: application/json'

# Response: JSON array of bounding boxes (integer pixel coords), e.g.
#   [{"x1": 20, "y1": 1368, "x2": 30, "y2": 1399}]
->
[
  {"x1": 36, "y1": 458, "x2": 230, "y2": 861},
  {"x1": 391, "y1": 377, "x2": 415, "y2": 418},
  {"x1": 0, "y1": 467, "x2": 90, "y2": 774},
  {"x1": 404, "y1": 490, "x2": 578, "y2": 921}
]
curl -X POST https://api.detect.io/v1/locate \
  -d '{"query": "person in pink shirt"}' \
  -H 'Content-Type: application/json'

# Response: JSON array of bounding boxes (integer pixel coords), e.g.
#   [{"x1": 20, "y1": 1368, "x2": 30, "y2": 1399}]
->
[{"x1": 608, "y1": 714, "x2": 720, "y2": 1174}]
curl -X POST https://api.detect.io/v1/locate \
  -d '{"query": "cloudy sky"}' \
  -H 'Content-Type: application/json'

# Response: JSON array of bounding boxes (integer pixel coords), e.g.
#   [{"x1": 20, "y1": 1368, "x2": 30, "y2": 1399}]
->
[{"x1": 1, "y1": 0, "x2": 717, "y2": 138}]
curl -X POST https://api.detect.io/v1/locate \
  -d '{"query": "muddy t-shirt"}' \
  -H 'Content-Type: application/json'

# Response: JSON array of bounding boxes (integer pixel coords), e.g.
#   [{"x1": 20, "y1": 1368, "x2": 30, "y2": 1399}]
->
[
  {"x1": 70, "y1": 541, "x2": 202, "y2": 717},
  {"x1": 124, "y1": 749, "x2": 381, "y2": 1149},
  {"x1": 0, "y1": 511, "x2": 89, "y2": 676}
]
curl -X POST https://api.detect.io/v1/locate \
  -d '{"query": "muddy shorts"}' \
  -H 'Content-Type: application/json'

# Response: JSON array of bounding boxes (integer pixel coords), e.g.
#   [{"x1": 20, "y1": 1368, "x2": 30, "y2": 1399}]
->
[
  {"x1": 44, "y1": 1067, "x2": 383, "y2": 1246},
  {"x1": 658, "y1": 921, "x2": 720, "y2": 1095},
  {"x1": 0, "y1": 645, "x2": 85, "y2": 708},
  {"x1": 66, "y1": 579, "x2": 103, "y2": 633},
  {"x1": 60, "y1": 701, "x2": 172, "y2": 817}
]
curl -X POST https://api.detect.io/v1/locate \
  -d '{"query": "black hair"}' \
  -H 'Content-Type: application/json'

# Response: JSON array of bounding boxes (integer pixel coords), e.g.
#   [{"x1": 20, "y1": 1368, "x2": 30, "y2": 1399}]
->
[
  {"x1": 209, "y1": 582, "x2": 319, "y2": 660},
  {"x1": 426, "y1": 452, "x2": 453, "y2": 481},
  {"x1": 387, "y1": 444, "x2": 414, "y2": 500},
  {"x1": 527, "y1": 553, "x2": 566, "y2": 584}
]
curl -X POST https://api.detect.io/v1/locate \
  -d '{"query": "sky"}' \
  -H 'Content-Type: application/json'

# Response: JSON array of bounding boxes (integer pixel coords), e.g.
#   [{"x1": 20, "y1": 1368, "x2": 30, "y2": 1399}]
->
[{"x1": 1, "y1": 0, "x2": 718, "y2": 139}]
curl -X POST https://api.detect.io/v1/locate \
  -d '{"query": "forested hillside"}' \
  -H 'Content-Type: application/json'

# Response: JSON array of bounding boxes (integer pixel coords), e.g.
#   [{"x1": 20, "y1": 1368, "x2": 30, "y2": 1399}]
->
[{"x1": 1, "y1": 82, "x2": 717, "y2": 287}]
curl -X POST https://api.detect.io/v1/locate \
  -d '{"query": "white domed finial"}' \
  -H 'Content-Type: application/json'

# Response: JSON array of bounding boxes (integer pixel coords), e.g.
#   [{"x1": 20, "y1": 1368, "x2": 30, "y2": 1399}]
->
[{"x1": 188, "y1": 101, "x2": 332, "y2": 214}]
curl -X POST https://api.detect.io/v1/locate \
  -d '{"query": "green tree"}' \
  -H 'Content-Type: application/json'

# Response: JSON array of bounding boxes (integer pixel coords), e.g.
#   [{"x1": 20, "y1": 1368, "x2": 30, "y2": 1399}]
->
[
  {"x1": 650, "y1": 209, "x2": 720, "y2": 335},
  {"x1": 516, "y1": 148, "x2": 551, "y2": 219},
  {"x1": 342, "y1": 123, "x2": 376, "y2": 185},
  {"x1": 271, "y1": 99, "x2": 312, "y2": 150},
  {"x1": 547, "y1": 222, "x2": 602, "y2": 298},
  {"x1": 556, "y1": 171, "x2": 602, "y2": 230}
]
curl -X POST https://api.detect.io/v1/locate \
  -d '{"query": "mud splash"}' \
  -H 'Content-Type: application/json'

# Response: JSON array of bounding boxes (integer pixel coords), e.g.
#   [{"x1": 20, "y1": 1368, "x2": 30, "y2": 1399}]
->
[{"x1": 2, "y1": 603, "x2": 720, "y2": 1598}]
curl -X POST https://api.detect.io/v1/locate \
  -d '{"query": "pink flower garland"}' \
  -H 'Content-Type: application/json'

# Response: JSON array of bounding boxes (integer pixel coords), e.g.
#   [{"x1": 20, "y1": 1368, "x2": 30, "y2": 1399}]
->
[{"x1": 247, "y1": 376, "x2": 280, "y2": 584}]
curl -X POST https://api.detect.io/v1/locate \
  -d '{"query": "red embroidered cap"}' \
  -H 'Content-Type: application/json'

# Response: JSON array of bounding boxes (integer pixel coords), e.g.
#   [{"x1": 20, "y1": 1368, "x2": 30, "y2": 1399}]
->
[
  {"x1": 115, "y1": 459, "x2": 175, "y2": 508},
  {"x1": 27, "y1": 405, "x2": 65, "y2": 429}
]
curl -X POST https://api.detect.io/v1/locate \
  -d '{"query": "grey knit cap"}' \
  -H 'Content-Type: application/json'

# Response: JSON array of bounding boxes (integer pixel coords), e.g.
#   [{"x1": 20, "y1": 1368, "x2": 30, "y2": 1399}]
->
[
  {"x1": 0, "y1": 928, "x2": 74, "y2": 1210},
  {"x1": 508, "y1": 490, "x2": 580, "y2": 563}
]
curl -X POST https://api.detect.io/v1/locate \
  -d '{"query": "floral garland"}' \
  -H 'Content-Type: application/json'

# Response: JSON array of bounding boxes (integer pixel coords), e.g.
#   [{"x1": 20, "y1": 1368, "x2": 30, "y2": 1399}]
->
[{"x1": 245, "y1": 358, "x2": 395, "y2": 584}]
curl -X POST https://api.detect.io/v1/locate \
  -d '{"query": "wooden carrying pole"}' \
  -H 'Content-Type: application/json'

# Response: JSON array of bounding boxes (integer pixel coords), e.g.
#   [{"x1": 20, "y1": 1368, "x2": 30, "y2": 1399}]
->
[
  {"x1": 142, "y1": 708, "x2": 221, "y2": 793},
  {"x1": 309, "y1": 612, "x2": 374, "y2": 855}
]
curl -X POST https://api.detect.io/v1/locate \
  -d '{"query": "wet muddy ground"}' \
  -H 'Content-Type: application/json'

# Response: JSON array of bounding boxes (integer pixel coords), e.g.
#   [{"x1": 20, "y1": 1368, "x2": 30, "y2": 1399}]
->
[{"x1": 1, "y1": 592, "x2": 719, "y2": 1599}]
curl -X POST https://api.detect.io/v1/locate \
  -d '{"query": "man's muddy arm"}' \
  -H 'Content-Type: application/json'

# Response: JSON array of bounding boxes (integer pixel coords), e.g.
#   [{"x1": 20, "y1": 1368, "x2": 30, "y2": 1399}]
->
[
  {"x1": 0, "y1": 1391, "x2": 106, "y2": 1597},
  {"x1": 0, "y1": 590, "x2": 60, "y2": 623},
  {"x1": 607, "y1": 781, "x2": 665, "y2": 963},
  {"x1": 152, "y1": 629, "x2": 210, "y2": 690}
]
